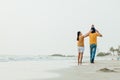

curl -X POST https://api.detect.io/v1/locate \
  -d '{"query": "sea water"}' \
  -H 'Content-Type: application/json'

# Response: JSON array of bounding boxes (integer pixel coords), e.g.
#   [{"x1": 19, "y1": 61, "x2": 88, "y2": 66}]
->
[{"x1": 0, "y1": 55, "x2": 112, "y2": 62}]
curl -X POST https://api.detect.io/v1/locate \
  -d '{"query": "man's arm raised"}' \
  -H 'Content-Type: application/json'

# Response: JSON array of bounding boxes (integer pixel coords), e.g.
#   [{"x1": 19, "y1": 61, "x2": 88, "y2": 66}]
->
[{"x1": 96, "y1": 30, "x2": 102, "y2": 37}]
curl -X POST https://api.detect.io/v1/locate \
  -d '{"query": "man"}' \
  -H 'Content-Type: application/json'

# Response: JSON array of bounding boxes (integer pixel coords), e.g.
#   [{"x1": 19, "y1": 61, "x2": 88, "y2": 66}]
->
[{"x1": 86, "y1": 24, "x2": 102, "y2": 63}]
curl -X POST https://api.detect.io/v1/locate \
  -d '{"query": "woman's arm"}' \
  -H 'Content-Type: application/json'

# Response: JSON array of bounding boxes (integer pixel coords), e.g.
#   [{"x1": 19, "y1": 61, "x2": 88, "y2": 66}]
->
[{"x1": 84, "y1": 30, "x2": 91, "y2": 38}]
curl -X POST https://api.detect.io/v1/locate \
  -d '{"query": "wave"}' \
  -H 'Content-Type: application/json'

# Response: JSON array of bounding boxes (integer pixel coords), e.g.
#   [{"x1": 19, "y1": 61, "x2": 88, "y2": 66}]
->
[
  {"x1": 0, "y1": 54, "x2": 111, "y2": 62},
  {"x1": 0, "y1": 55, "x2": 76, "y2": 62}
]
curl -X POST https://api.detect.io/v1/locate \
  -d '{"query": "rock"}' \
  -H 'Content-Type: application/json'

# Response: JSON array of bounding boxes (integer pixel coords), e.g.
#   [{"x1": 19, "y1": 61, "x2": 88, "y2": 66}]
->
[{"x1": 98, "y1": 68, "x2": 116, "y2": 72}]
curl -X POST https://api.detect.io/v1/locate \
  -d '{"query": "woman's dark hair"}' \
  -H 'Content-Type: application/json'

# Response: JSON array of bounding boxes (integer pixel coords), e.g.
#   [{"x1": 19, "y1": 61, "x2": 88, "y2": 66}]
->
[
  {"x1": 91, "y1": 27, "x2": 96, "y2": 33},
  {"x1": 77, "y1": 31, "x2": 81, "y2": 41}
]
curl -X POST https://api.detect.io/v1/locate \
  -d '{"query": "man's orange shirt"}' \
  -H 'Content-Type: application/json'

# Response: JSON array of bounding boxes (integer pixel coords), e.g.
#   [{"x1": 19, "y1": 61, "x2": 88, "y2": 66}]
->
[
  {"x1": 89, "y1": 32, "x2": 100, "y2": 44},
  {"x1": 77, "y1": 35, "x2": 84, "y2": 47}
]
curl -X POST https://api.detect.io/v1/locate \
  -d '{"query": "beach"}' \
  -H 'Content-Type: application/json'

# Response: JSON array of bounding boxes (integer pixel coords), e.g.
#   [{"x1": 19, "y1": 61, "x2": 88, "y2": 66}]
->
[
  {"x1": 0, "y1": 61, "x2": 71, "y2": 80},
  {"x1": 0, "y1": 55, "x2": 75, "y2": 80},
  {"x1": 44, "y1": 60, "x2": 120, "y2": 80},
  {"x1": 0, "y1": 55, "x2": 120, "y2": 80}
]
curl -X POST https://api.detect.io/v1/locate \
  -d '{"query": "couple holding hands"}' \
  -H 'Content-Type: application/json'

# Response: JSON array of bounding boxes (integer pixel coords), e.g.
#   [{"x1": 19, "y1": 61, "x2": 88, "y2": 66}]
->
[{"x1": 77, "y1": 24, "x2": 102, "y2": 65}]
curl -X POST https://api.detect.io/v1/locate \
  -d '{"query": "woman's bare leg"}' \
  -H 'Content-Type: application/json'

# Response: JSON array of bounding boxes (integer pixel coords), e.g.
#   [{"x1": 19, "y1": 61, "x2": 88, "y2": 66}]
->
[
  {"x1": 78, "y1": 53, "x2": 80, "y2": 65},
  {"x1": 80, "y1": 52, "x2": 83, "y2": 64}
]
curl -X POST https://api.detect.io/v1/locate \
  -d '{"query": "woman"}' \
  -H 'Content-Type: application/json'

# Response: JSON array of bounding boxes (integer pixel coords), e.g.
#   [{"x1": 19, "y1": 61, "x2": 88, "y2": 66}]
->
[{"x1": 77, "y1": 31, "x2": 85, "y2": 65}]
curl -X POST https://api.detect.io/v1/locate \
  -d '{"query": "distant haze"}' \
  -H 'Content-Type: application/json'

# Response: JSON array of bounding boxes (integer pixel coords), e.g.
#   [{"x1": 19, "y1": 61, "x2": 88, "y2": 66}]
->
[{"x1": 0, "y1": 0, "x2": 120, "y2": 56}]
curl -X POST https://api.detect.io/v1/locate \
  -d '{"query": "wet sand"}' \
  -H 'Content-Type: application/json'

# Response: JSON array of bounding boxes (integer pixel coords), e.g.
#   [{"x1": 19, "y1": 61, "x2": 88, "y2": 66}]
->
[{"x1": 44, "y1": 60, "x2": 120, "y2": 80}]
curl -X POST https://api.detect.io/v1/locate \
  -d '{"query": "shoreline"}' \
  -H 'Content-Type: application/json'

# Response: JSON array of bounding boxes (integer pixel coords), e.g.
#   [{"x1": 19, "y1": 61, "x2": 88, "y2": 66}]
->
[{"x1": 44, "y1": 60, "x2": 120, "y2": 80}]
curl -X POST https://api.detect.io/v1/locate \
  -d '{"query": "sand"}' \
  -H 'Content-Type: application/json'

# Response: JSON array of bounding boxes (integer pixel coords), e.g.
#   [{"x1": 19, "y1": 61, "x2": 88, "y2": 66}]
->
[
  {"x1": 0, "y1": 59, "x2": 120, "y2": 80},
  {"x1": 44, "y1": 60, "x2": 120, "y2": 80},
  {"x1": 0, "y1": 61, "x2": 61, "y2": 80},
  {"x1": 0, "y1": 60, "x2": 72, "y2": 80}
]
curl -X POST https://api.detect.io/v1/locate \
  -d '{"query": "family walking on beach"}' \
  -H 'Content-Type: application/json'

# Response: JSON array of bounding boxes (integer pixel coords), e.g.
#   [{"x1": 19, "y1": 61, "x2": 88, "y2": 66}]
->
[{"x1": 77, "y1": 24, "x2": 102, "y2": 65}]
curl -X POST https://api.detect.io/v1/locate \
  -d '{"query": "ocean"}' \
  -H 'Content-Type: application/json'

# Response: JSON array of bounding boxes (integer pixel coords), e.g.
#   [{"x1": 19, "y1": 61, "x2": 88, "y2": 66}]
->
[{"x1": 0, "y1": 54, "x2": 112, "y2": 62}]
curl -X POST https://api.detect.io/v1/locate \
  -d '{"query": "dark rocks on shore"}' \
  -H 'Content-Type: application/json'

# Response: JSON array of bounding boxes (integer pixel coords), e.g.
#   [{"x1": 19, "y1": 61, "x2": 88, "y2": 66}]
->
[
  {"x1": 97, "y1": 52, "x2": 111, "y2": 57},
  {"x1": 50, "y1": 54, "x2": 75, "y2": 57},
  {"x1": 50, "y1": 54, "x2": 65, "y2": 57},
  {"x1": 98, "y1": 68, "x2": 116, "y2": 72}
]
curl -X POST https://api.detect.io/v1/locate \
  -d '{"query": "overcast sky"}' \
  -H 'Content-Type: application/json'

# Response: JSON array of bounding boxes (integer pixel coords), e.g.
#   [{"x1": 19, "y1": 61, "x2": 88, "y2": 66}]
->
[{"x1": 0, "y1": 0, "x2": 120, "y2": 55}]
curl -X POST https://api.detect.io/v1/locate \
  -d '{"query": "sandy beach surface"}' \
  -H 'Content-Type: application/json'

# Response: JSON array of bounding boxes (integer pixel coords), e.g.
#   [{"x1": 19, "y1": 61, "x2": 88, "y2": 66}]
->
[
  {"x1": 0, "y1": 60, "x2": 73, "y2": 80},
  {"x1": 44, "y1": 60, "x2": 120, "y2": 80},
  {"x1": 0, "y1": 56, "x2": 120, "y2": 80}
]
